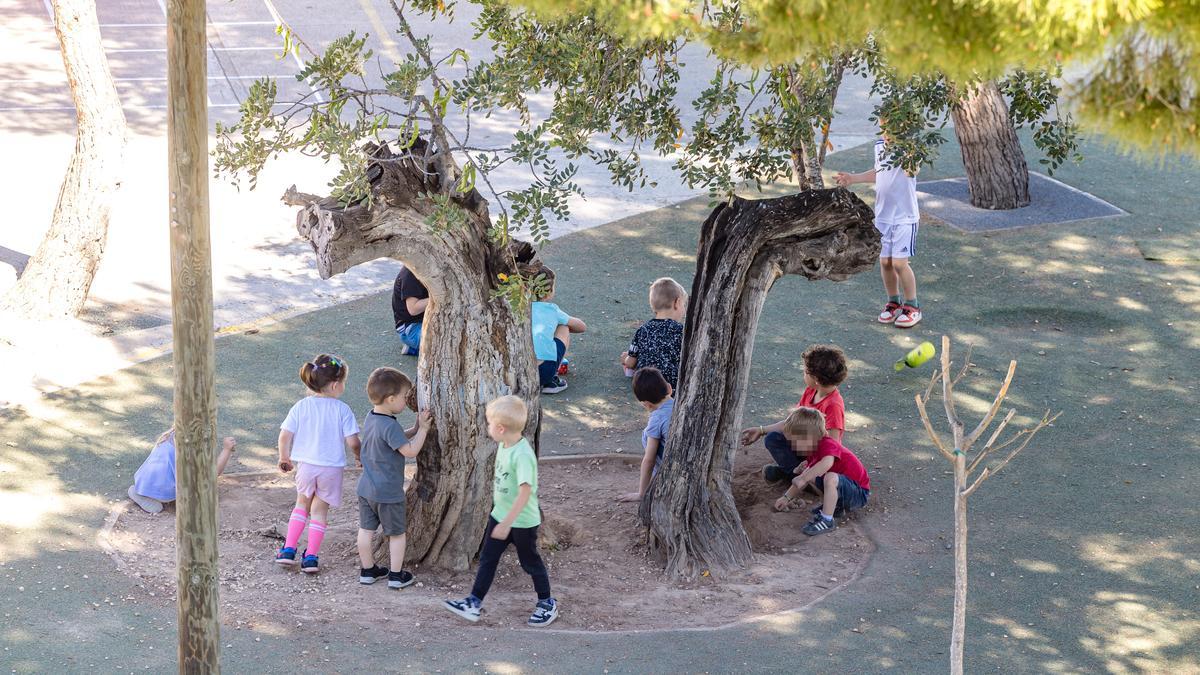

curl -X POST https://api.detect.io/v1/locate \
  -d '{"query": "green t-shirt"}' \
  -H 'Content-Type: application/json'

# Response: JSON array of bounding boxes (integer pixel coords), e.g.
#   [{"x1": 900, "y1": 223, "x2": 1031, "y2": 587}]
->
[{"x1": 490, "y1": 438, "x2": 541, "y2": 528}]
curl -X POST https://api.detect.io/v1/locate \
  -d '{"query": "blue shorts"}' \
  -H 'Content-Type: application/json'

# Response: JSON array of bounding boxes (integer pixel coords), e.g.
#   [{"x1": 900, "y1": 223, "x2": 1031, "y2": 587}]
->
[{"x1": 825, "y1": 474, "x2": 869, "y2": 512}]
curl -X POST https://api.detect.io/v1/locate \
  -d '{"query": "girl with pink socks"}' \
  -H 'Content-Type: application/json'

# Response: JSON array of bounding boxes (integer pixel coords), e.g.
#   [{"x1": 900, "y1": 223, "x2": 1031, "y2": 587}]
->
[{"x1": 274, "y1": 354, "x2": 361, "y2": 573}]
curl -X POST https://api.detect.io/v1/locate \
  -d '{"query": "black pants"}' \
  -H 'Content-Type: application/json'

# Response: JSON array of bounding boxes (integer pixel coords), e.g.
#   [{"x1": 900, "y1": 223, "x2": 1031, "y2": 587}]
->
[{"x1": 471, "y1": 517, "x2": 551, "y2": 601}]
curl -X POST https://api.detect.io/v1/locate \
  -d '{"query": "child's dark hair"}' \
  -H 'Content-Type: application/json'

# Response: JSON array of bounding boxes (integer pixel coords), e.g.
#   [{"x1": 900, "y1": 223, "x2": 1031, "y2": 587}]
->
[
  {"x1": 366, "y1": 367, "x2": 413, "y2": 405},
  {"x1": 802, "y1": 345, "x2": 848, "y2": 387},
  {"x1": 300, "y1": 354, "x2": 348, "y2": 392},
  {"x1": 632, "y1": 367, "x2": 670, "y2": 404}
]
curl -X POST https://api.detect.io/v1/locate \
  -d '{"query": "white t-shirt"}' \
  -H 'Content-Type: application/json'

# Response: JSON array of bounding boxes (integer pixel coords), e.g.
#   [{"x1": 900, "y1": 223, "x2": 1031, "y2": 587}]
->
[
  {"x1": 873, "y1": 140, "x2": 919, "y2": 226},
  {"x1": 280, "y1": 396, "x2": 360, "y2": 467}
]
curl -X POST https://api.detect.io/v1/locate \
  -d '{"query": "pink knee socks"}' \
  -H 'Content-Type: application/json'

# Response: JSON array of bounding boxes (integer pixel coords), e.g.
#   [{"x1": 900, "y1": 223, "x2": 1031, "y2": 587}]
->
[
  {"x1": 284, "y1": 508, "x2": 308, "y2": 549},
  {"x1": 306, "y1": 520, "x2": 327, "y2": 555}
]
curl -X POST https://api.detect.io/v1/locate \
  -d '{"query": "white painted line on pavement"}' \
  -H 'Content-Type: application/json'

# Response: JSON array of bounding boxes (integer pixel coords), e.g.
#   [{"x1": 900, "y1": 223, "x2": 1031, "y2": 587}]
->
[
  {"x1": 99, "y1": 21, "x2": 278, "y2": 27},
  {"x1": 104, "y1": 46, "x2": 283, "y2": 53},
  {"x1": 258, "y1": 0, "x2": 325, "y2": 104}
]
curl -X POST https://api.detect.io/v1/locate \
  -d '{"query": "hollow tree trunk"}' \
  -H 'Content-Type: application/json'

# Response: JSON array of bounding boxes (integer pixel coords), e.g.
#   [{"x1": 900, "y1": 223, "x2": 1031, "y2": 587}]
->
[
  {"x1": 292, "y1": 141, "x2": 542, "y2": 572},
  {"x1": 646, "y1": 188, "x2": 879, "y2": 578},
  {"x1": 951, "y1": 80, "x2": 1030, "y2": 210},
  {"x1": 0, "y1": 0, "x2": 126, "y2": 318}
]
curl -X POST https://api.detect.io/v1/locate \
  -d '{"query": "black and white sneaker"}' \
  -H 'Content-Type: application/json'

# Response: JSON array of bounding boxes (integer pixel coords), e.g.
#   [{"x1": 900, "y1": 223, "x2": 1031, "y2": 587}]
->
[
  {"x1": 528, "y1": 598, "x2": 558, "y2": 626},
  {"x1": 444, "y1": 596, "x2": 481, "y2": 622},
  {"x1": 541, "y1": 376, "x2": 568, "y2": 394},
  {"x1": 359, "y1": 565, "x2": 389, "y2": 585},
  {"x1": 388, "y1": 570, "x2": 416, "y2": 589},
  {"x1": 802, "y1": 515, "x2": 837, "y2": 536}
]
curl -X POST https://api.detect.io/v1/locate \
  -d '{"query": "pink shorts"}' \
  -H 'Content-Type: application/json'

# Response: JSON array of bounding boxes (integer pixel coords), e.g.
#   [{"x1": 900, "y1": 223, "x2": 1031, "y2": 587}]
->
[{"x1": 294, "y1": 462, "x2": 344, "y2": 507}]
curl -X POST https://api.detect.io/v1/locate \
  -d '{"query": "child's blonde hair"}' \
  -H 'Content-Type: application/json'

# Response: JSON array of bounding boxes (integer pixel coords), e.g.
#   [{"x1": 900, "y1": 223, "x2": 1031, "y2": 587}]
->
[
  {"x1": 486, "y1": 395, "x2": 528, "y2": 432},
  {"x1": 156, "y1": 427, "x2": 175, "y2": 445},
  {"x1": 782, "y1": 406, "x2": 826, "y2": 440},
  {"x1": 649, "y1": 277, "x2": 686, "y2": 312}
]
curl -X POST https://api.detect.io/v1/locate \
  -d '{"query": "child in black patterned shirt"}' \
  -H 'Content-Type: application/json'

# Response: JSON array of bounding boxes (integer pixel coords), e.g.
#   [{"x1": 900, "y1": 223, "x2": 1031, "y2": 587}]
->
[{"x1": 621, "y1": 277, "x2": 687, "y2": 389}]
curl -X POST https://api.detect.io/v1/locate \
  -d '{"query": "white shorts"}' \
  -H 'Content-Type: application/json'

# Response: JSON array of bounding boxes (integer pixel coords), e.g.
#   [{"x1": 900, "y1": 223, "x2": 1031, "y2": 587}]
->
[{"x1": 877, "y1": 221, "x2": 918, "y2": 259}]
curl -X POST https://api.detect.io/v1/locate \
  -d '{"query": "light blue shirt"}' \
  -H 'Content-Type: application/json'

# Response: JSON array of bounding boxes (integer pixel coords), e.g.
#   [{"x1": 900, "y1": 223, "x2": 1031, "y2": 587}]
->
[
  {"x1": 531, "y1": 301, "x2": 570, "y2": 361},
  {"x1": 642, "y1": 398, "x2": 674, "y2": 462},
  {"x1": 133, "y1": 435, "x2": 177, "y2": 502}
]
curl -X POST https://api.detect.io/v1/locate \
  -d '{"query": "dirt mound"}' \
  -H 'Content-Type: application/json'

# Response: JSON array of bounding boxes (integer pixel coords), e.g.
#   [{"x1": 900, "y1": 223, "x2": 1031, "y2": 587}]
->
[{"x1": 106, "y1": 454, "x2": 871, "y2": 633}]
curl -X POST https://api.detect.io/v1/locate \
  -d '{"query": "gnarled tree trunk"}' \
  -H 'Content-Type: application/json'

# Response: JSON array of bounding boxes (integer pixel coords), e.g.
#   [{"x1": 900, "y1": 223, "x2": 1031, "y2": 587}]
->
[
  {"x1": 1, "y1": 0, "x2": 126, "y2": 318},
  {"x1": 646, "y1": 188, "x2": 879, "y2": 578},
  {"x1": 951, "y1": 80, "x2": 1030, "y2": 210},
  {"x1": 291, "y1": 140, "x2": 542, "y2": 571}
]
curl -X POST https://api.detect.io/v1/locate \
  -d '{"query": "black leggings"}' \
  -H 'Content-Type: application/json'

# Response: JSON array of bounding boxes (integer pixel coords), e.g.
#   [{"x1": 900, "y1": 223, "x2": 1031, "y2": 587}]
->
[{"x1": 471, "y1": 517, "x2": 551, "y2": 601}]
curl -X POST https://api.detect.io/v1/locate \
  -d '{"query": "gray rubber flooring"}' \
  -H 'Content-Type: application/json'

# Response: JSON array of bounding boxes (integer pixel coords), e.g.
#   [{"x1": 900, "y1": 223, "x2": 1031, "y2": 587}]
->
[{"x1": 917, "y1": 172, "x2": 1126, "y2": 232}]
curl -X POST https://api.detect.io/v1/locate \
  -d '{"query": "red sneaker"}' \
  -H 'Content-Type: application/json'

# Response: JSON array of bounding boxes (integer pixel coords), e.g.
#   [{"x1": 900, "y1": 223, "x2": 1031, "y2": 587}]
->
[
  {"x1": 878, "y1": 301, "x2": 902, "y2": 323},
  {"x1": 894, "y1": 305, "x2": 922, "y2": 328}
]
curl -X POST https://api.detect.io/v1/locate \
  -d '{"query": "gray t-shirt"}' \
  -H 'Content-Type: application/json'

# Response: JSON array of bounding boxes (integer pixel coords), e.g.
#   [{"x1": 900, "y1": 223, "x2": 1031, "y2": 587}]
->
[{"x1": 357, "y1": 411, "x2": 410, "y2": 503}]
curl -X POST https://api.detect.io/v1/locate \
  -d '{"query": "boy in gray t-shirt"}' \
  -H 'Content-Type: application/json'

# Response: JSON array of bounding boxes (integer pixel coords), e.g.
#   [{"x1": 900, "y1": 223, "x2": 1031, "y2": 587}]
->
[{"x1": 356, "y1": 368, "x2": 431, "y2": 589}]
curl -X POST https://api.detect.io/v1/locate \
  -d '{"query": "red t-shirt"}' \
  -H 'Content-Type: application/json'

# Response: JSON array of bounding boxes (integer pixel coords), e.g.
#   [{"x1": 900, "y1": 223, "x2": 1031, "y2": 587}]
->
[
  {"x1": 805, "y1": 436, "x2": 870, "y2": 491},
  {"x1": 797, "y1": 387, "x2": 845, "y2": 434}
]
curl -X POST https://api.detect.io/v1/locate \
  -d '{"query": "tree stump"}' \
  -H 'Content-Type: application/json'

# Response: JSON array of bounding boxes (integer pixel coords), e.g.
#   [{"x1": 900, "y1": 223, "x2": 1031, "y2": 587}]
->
[{"x1": 647, "y1": 187, "x2": 879, "y2": 578}]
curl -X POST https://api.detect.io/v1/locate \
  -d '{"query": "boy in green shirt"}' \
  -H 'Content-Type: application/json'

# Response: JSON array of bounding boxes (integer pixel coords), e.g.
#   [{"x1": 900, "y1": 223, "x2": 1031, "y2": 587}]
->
[{"x1": 444, "y1": 395, "x2": 558, "y2": 626}]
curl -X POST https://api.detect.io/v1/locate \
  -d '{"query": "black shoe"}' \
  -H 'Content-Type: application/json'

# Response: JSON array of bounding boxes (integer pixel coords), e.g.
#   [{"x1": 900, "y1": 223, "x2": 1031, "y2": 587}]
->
[
  {"x1": 359, "y1": 565, "x2": 389, "y2": 585},
  {"x1": 388, "y1": 570, "x2": 416, "y2": 589},
  {"x1": 541, "y1": 376, "x2": 568, "y2": 394},
  {"x1": 811, "y1": 504, "x2": 845, "y2": 518},
  {"x1": 802, "y1": 514, "x2": 837, "y2": 536},
  {"x1": 762, "y1": 464, "x2": 789, "y2": 482}
]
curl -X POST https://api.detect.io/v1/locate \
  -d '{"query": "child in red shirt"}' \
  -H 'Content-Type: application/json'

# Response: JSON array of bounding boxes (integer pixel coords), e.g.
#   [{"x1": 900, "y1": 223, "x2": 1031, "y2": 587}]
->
[
  {"x1": 772, "y1": 406, "x2": 870, "y2": 536},
  {"x1": 740, "y1": 345, "x2": 848, "y2": 481}
]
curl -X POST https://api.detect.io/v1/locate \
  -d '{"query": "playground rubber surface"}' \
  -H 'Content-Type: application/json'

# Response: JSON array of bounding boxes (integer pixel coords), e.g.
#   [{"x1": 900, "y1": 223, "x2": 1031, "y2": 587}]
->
[{"x1": 1, "y1": 134, "x2": 1198, "y2": 672}]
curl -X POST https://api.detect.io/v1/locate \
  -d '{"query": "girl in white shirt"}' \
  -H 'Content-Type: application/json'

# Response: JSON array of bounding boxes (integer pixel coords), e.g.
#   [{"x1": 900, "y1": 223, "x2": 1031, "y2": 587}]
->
[{"x1": 274, "y1": 354, "x2": 361, "y2": 573}]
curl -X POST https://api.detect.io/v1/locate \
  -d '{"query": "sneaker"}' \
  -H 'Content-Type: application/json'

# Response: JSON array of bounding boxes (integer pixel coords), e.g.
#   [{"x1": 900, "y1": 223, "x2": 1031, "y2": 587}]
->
[
  {"x1": 359, "y1": 565, "x2": 389, "y2": 585},
  {"x1": 558, "y1": 358, "x2": 570, "y2": 375},
  {"x1": 528, "y1": 598, "x2": 558, "y2": 627},
  {"x1": 400, "y1": 345, "x2": 418, "y2": 356},
  {"x1": 275, "y1": 546, "x2": 298, "y2": 566},
  {"x1": 300, "y1": 552, "x2": 320, "y2": 573},
  {"x1": 894, "y1": 305, "x2": 922, "y2": 329},
  {"x1": 388, "y1": 570, "x2": 416, "y2": 589},
  {"x1": 878, "y1": 301, "x2": 902, "y2": 323},
  {"x1": 762, "y1": 464, "x2": 789, "y2": 482},
  {"x1": 542, "y1": 376, "x2": 568, "y2": 394},
  {"x1": 127, "y1": 485, "x2": 164, "y2": 514},
  {"x1": 444, "y1": 596, "x2": 481, "y2": 622},
  {"x1": 802, "y1": 515, "x2": 838, "y2": 536}
]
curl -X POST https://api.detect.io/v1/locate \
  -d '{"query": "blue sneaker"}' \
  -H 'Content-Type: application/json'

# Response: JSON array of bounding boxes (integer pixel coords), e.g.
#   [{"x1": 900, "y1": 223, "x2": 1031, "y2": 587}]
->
[
  {"x1": 275, "y1": 546, "x2": 297, "y2": 566},
  {"x1": 300, "y1": 552, "x2": 320, "y2": 574},
  {"x1": 802, "y1": 514, "x2": 837, "y2": 536},
  {"x1": 444, "y1": 596, "x2": 481, "y2": 622},
  {"x1": 528, "y1": 598, "x2": 558, "y2": 626}
]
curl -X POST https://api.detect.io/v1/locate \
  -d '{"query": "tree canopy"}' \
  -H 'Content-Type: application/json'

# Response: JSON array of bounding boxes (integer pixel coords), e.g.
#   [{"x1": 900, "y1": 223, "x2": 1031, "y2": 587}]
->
[{"x1": 507, "y1": 0, "x2": 1200, "y2": 157}]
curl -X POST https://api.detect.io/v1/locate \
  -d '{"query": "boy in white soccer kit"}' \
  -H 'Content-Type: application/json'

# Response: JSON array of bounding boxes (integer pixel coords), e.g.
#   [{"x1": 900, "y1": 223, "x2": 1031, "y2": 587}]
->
[{"x1": 836, "y1": 138, "x2": 923, "y2": 328}]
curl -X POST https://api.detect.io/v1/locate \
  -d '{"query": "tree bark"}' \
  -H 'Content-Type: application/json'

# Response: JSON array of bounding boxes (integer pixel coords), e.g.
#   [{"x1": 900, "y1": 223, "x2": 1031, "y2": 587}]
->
[
  {"x1": 293, "y1": 141, "x2": 542, "y2": 572},
  {"x1": 646, "y1": 188, "x2": 879, "y2": 578},
  {"x1": 0, "y1": 0, "x2": 126, "y2": 319},
  {"x1": 951, "y1": 80, "x2": 1030, "y2": 210}
]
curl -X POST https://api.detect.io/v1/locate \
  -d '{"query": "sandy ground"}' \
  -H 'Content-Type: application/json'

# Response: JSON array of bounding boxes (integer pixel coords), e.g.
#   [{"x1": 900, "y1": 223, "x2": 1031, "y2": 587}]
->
[{"x1": 106, "y1": 454, "x2": 873, "y2": 634}]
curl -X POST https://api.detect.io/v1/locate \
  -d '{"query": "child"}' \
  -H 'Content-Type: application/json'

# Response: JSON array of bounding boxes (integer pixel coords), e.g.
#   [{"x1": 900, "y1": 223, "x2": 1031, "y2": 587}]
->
[
  {"x1": 618, "y1": 367, "x2": 674, "y2": 502},
  {"x1": 392, "y1": 266, "x2": 429, "y2": 356},
  {"x1": 836, "y1": 134, "x2": 922, "y2": 328},
  {"x1": 620, "y1": 277, "x2": 687, "y2": 388},
  {"x1": 127, "y1": 430, "x2": 237, "y2": 514},
  {"x1": 444, "y1": 395, "x2": 558, "y2": 626},
  {"x1": 531, "y1": 267, "x2": 587, "y2": 394},
  {"x1": 356, "y1": 367, "x2": 432, "y2": 589},
  {"x1": 740, "y1": 344, "x2": 848, "y2": 481},
  {"x1": 275, "y1": 354, "x2": 361, "y2": 573},
  {"x1": 771, "y1": 407, "x2": 870, "y2": 536}
]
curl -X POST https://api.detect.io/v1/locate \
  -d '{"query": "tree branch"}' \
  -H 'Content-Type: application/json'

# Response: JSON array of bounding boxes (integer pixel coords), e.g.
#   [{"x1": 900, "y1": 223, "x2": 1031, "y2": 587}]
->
[
  {"x1": 916, "y1": 393, "x2": 955, "y2": 462},
  {"x1": 964, "y1": 359, "x2": 1018, "y2": 450},
  {"x1": 963, "y1": 410, "x2": 1060, "y2": 496},
  {"x1": 967, "y1": 408, "x2": 1016, "y2": 475}
]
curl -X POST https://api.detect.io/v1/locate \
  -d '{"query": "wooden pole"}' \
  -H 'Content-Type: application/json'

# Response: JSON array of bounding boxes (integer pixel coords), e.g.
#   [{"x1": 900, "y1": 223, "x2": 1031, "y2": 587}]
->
[{"x1": 167, "y1": 0, "x2": 221, "y2": 670}]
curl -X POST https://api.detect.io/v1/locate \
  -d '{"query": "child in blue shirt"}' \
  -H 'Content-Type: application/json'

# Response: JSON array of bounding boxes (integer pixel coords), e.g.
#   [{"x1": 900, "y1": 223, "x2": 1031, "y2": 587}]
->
[
  {"x1": 128, "y1": 429, "x2": 237, "y2": 513},
  {"x1": 618, "y1": 367, "x2": 674, "y2": 502},
  {"x1": 530, "y1": 267, "x2": 587, "y2": 394}
]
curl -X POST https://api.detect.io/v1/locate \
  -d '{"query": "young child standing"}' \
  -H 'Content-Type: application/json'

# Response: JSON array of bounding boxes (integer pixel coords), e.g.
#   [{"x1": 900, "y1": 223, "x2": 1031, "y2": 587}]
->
[
  {"x1": 128, "y1": 430, "x2": 237, "y2": 514},
  {"x1": 618, "y1": 367, "x2": 674, "y2": 502},
  {"x1": 836, "y1": 135, "x2": 923, "y2": 328},
  {"x1": 771, "y1": 407, "x2": 870, "y2": 536},
  {"x1": 531, "y1": 267, "x2": 587, "y2": 394},
  {"x1": 740, "y1": 345, "x2": 848, "y2": 481},
  {"x1": 356, "y1": 367, "x2": 432, "y2": 589},
  {"x1": 275, "y1": 354, "x2": 361, "y2": 573},
  {"x1": 444, "y1": 395, "x2": 558, "y2": 626},
  {"x1": 620, "y1": 277, "x2": 687, "y2": 388}
]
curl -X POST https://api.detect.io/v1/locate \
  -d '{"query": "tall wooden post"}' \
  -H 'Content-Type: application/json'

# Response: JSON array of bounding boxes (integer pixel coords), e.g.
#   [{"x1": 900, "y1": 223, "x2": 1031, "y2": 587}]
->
[{"x1": 167, "y1": 0, "x2": 221, "y2": 670}]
